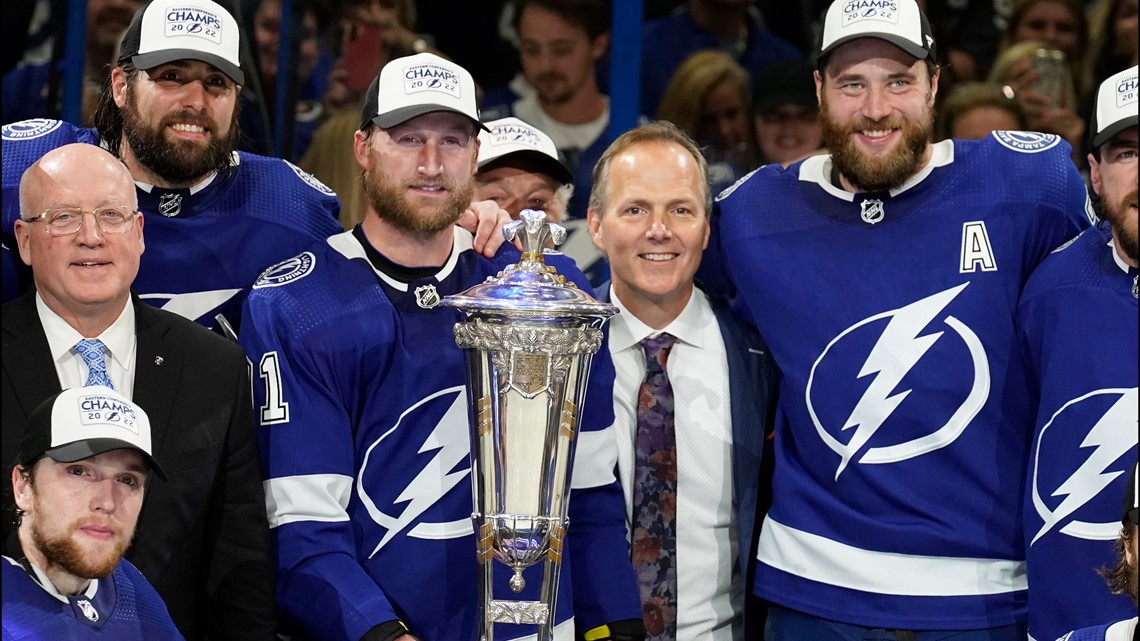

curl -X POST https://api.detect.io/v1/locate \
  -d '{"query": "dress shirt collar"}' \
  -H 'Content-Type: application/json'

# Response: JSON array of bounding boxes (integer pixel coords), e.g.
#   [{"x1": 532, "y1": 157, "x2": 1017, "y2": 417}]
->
[
  {"x1": 609, "y1": 285, "x2": 710, "y2": 354},
  {"x1": 36, "y1": 293, "x2": 136, "y2": 370}
]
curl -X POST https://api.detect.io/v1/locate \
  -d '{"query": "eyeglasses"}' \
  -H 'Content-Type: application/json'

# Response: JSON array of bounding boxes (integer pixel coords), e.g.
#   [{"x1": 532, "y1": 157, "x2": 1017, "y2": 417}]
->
[{"x1": 22, "y1": 206, "x2": 140, "y2": 236}]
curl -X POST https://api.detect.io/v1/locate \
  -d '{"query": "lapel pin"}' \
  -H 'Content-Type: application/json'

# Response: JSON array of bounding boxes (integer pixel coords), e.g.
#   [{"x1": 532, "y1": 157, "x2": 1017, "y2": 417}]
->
[{"x1": 154, "y1": 356, "x2": 164, "y2": 366}]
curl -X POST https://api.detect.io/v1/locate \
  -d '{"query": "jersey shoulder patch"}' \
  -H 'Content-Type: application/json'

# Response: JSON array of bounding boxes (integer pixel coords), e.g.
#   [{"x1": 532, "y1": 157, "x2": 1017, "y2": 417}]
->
[
  {"x1": 990, "y1": 130, "x2": 1061, "y2": 154},
  {"x1": 283, "y1": 160, "x2": 336, "y2": 196},
  {"x1": 2, "y1": 119, "x2": 63, "y2": 141},
  {"x1": 253, "y1": 252, "x2": 317, "y2": 289}
]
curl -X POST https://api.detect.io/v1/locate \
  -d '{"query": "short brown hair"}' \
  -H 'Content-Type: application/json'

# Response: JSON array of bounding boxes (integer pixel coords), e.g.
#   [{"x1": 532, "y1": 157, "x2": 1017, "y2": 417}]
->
[{"x1": 588, "y1": 121, "x2": 711, "y2": 217}]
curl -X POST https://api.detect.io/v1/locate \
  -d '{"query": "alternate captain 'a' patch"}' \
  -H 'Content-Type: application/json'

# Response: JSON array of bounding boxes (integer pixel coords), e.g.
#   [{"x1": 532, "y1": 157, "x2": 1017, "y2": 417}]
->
[
  {"x1": 2, "y1": 119, "x2": 63, "y2": 141},
  {"x1": 991, "y1": 130, "x2": 1061, "y2": 154},
  {"x1": 254, "y1": 252, "x2": 316, "y2": 288}
]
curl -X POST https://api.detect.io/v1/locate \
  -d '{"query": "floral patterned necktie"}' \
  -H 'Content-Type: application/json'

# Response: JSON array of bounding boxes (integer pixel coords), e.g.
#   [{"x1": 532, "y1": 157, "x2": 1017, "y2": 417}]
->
[
  {"x1": 631, "y1": 333, "x2": 677, "y2": 640},
  {"x1": 75, "y1": 339, "x2": 114, "y2": 390}
]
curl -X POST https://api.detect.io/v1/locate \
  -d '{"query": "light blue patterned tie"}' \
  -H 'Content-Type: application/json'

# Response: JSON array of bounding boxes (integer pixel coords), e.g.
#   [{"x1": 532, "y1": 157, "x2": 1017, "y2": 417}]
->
[
  {"x1": 632, "y1": 333, "x2": 677, "y2": 640},
  {"x1": 74, "y1": 339, "x2": 114, "y2": 390}
]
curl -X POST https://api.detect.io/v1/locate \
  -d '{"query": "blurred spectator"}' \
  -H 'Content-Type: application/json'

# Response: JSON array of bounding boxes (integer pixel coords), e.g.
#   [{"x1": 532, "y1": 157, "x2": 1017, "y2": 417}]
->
[
  {"x1": 639, "y1": 0, "x2": 803, "y2": 118},
  {"x1": 657, "y1": 49, "x2": 760, "y2": 192},
  {"x1": 751, "y1": 59, "x2": 824, "y2": 167},
  {"x1": 238, "y1": 0, "x2": 331, "y2": 160},
  {"x1": 2, "y1": 0, "x2": 143, "y2": 125},
  {"x1": 481, "y1": 0, "x2": 616, "y2": 222},
  {"x1": 1002, "y1": 0, "x2": 1091, "y2": 93},
  {"x1": 1085, "y1": 0, "x2": 1139, "y2": 90},
  {"x1": 300, "y1": 110, "x2": 365, "y2": 228},
  {"x1": 935, "y1": 81, "x2": 1029, "y2": 140},
  {"x1": 989, "y1": 40, "x2": 1086, "y2": 155}
]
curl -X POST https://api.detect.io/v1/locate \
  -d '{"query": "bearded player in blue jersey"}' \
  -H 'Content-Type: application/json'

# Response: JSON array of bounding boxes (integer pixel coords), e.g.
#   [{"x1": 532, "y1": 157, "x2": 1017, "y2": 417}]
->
[
  {"x1": 239, "y1": 53, "x2": 644, "y2": 641},
  {"x1": 714, "y1": 0, "x2": 1088, "y2": 639},
  {"x1": 0, "y1": 0, "x2": 341, "y2": 328},
  {"x1": 1019, "y1": 65, "x2": 1138, "y2": 641},
  {"x1": 3, "y1": 387, "x2": 181, "y2": 640}
]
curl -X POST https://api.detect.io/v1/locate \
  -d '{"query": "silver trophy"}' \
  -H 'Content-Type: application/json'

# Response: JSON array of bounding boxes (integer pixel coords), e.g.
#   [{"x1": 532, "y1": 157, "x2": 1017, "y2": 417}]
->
[{"x1": 440, "y1": 209, "x2": 617, "y2": 641}]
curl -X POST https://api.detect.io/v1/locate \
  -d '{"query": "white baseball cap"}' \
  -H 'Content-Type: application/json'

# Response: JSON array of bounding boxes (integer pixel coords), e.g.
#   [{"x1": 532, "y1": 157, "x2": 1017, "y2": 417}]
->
[
  {"x1": 118, "y1": 0, "x2": 244, "y2": 85},
  {"x1": 17, "y1": 387, "x2": 167, "y2": 480},
  {"x1": 360, "y1": 52, "x2": 487, "y2": 132},
  {"x1": 817, "y1": 0, "x2": 937, "y2": 68},
  {"x1": 1090, "y1": 65, "x2": 1138, "y2": 150},
  {"x1": 477, "y1": 117, "x2": 573, "y2": 184}
]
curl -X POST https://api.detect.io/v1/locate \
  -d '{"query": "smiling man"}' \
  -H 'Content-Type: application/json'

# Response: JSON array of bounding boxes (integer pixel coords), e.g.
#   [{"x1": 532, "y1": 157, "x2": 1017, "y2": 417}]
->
[
  {"x1": 588, "y1": 121, "x2": 777, "y2": 641},
  {"x1": 3, "y1": 386, "x2": 181, "y2": 639},
  {"x1": 3, "y1": 142, "x2": 274, "y2": 641},
  {"x1": 240, "y1": 52, "x2": 643, "y2": 641},
  {"x1": 1, "y1": 0, "x2": 342, "y2": 326},
  {"x1": 713, "y1": 0, "x2": 1090, "y2": 638}
]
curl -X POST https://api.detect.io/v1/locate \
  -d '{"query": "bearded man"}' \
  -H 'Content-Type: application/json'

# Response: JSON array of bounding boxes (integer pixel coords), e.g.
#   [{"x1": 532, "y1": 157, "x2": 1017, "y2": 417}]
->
[
  {"x1": 238, "y1": 52, "x2": 644, "y2": 641},
  {"x1": 713, "y1": 0, "x2": 1090, "y2": 639},
  {"x1": 3, "y1": 386, "x2": 181, "y2": 639},
  {"x1": 1018, "y1": 65, "x2": 1138, "y2": 641},
  {"x1": 0, "y1": 0, "x2": 343, "y2": 328}
]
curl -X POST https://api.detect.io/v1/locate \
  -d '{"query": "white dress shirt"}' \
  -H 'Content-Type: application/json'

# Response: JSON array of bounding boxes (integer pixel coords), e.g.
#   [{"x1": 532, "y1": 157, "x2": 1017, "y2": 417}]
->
[
  {"x1": 608, "y1": 286, "x2": 742, "y2": 641},
  {"x1": 37, "y1": 293, "x2": 137, "y2": 398}
]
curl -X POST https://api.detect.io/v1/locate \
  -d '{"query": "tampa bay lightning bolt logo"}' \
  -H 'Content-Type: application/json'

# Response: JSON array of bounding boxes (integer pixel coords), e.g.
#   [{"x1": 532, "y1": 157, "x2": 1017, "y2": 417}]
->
[
  {"x1": 806, "y1": 283, "x2": 990, "y2": 479},
  {"x1": 253, "y1": 252, "x2": 316, "y2": 289},
  {"x1": 2, "y1": 118, "x2": 63, "y2": 141},
  {"x1": 1030, "y1": 387, "x2": 1138, "y2": 544},
  {"x1": 991, "y1": 130, "x2": 1062, "y2": 153},
  {"x1": 357, "y1": 386, "x2": 473, "y2": 557}
]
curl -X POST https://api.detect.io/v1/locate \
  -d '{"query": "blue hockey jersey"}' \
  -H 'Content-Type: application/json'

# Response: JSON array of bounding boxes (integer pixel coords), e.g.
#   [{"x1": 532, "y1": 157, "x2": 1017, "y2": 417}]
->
[
  {"x1": 1, "y1": 118, "x2": 343, "y2": 330},
  {"x1": 715, "y1": 132, "x2": 1086, "y2": 629},
  {"x1": 239, "y1": 227, "x2": 640, "y2": 641},
  {"x1": 1018, "y1": 224, "x2": 1139, "y2": 641},
  {"x1": 1058, "y1": 618, "x2": 1139, "y2": 641},
  {"x1": 2, "y1": 556, "x2": 185, "y2": 640}
]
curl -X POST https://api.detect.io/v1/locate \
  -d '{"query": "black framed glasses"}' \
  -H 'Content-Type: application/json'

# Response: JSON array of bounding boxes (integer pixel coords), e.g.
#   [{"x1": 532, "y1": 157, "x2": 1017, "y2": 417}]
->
[{"x1": 22, "y1": 206, "x2": 140, "y2": 236}]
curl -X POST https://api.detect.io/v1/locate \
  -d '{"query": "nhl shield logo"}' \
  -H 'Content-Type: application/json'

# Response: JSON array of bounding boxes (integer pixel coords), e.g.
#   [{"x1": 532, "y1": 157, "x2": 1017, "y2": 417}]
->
[
  {"x1": 158, "y1": 193, "x2": 183, "y2": 217},
  {"x1": 77, "y1": 598, "x2": 99, "y2": 622},
  {"x1": 860, "y1": 199, "x2": 885, "y2": 224},
  {"x1": 415, "y1": 284, "x2": 441, "y2": 309}
]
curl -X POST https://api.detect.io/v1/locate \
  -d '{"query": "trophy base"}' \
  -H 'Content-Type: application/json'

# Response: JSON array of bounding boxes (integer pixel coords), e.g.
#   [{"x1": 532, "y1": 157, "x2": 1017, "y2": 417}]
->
[{"x1": 489, "y1": 600, "x2": 549, "y2": 624}]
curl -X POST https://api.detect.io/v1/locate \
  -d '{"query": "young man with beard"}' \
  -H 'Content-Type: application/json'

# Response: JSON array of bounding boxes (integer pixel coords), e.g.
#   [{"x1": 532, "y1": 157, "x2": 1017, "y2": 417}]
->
[
  {"x1": 482, "y1": 0, "x2": 611, "y2": 221},
  {"x1": 714, "y1": 0, "x2": 1089, "y2": 638},
  {"x1": 0, "y1": 0, "x2": 344, "y2": 329},
  {"x1": 239, "y1": 52, "x2": 644, "y2": 641},
  {"x1": 1018, "y1": 65, "x2": 1138, "y2": 641},
  {"x1": 3, "y1": 386, "x2": 181, "y2": 639},
  {"x1": 3, "y1": 143, "x2": 275, "y2": 640}
]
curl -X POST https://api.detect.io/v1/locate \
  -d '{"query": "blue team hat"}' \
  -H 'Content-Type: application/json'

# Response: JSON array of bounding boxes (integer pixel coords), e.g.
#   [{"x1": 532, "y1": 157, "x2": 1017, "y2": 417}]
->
[{"x1": 1090, "y1": 66, "x2": 1138, "y2": 151}]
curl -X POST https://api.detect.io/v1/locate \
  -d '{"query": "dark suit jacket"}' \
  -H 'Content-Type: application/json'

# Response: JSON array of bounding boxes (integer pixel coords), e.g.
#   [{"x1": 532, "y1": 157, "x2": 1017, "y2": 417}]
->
[
  {"x1": 2, "y1": 291, "x2": 276, "y2": 641},
  {"x1": 598, "y1": 284, "x2": 779, "y2": 638}
]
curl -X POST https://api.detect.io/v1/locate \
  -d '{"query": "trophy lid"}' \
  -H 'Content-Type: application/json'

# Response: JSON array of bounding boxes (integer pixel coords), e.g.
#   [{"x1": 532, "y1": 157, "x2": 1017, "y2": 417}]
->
[{"x1": 440, "y1": 210, "x2": 617, "y2": 320}]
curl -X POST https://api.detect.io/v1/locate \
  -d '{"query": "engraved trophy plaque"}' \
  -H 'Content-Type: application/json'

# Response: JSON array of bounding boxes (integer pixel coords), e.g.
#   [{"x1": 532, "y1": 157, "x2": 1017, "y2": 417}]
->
[{"x1": 440, "y1": 209, "x2": 617, "y2": 641}]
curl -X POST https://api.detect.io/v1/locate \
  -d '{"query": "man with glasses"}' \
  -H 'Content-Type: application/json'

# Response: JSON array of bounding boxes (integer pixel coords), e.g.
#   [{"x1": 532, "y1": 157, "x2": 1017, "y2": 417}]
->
[
  {"x1": 0, "y1": 0, "x2": 341, "y2": 327},
  {"x1": 2, "y1": 142, "x2": 275, "y2": 640}
]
